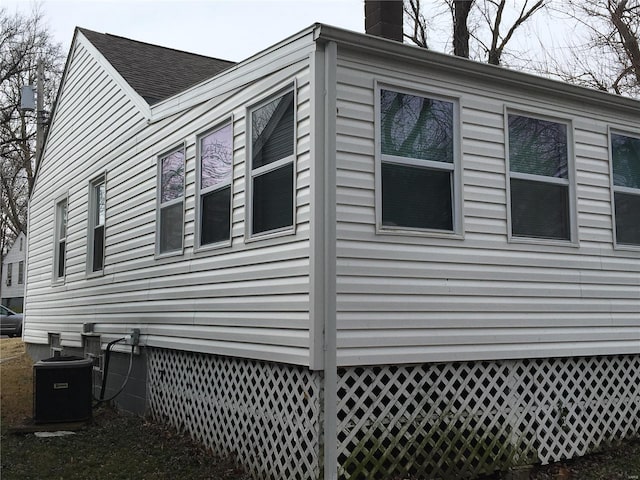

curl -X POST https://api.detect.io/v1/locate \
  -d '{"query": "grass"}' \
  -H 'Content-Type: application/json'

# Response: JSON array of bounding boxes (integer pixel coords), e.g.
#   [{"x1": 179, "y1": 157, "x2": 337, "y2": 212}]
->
[
  {"x1": 2, "y1": 338, "x2": 639, "y2": 480},
  {"x1": 1, "y1": 339, "x2": 249, "y2": 480}
]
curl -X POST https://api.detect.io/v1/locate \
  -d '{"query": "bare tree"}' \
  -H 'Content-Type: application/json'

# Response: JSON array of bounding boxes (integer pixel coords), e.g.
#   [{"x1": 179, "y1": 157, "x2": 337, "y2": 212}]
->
[
  {"x1": 404, "y1": 0, "x2": 548, "y2": 66},
  {"x1": 547, "y1": 0, "x2": 640, "y2": 97},
  {"x1": 0, "y1": 5, "x2": 64, "y2": 254}
]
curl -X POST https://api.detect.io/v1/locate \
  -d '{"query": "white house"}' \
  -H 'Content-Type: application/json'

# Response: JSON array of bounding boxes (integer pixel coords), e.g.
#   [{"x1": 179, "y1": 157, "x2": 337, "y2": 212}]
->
[
  {"x1": 2, "y1": 231, "x2": 26, "y2": 312},
  {"x1": 25, "y1": 8, "x2": 639, "y2": 480}
]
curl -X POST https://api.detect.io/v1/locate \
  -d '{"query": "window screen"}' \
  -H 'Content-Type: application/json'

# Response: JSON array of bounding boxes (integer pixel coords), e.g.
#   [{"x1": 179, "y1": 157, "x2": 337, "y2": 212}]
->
[
  {"x1": 250, "y1": 89, "x2": 295, "y2": 236},
  {"x1": 379, "y1": 88, "x2": 456, "y2": 232},
  {"x1": 508, "y1": 114, "x2": 571, "y2": 240}
]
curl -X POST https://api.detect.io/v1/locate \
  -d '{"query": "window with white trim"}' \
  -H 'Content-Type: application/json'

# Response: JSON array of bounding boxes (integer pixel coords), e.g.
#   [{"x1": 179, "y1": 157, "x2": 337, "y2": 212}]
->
[
  {"x1": 157, "y1": 147, "x2": 185, "y2": 254},
  {"x1": 507, "y1": 113, "x2": 572, "y2": 241},
  {"x1": 611, "y1": 132, "x2": 640, "y2": 246},
  {"x1": 88, "y1": 176, "x2": 106, "y2": 273},
  {"x1": 249, "y1": 89, "x2": 295, "y2": 236},
  {"x1": 198, "y1": 122, "x2": 233, "y2": 247},
  {"x1": 378, "y1": 87, "x2": 458, "y2": 232},
  {"x1": 18, "y1": 261, "x2": 23, "y2": 284},
  {"x1": 6, "y1": 263, "x2": 12, "y2": 286},
  {"x1": 54, "y1": 197, "x2": 67, "y2": 280}
]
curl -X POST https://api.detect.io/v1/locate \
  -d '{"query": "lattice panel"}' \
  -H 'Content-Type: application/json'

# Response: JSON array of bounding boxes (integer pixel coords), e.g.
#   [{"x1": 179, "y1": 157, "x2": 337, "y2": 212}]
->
[
  {"x1": 148, "y1": 348, "x2": 322, "y2": 480},
  {"x1": 337, "y1": 355, "x2": 640, "y2": 480}
]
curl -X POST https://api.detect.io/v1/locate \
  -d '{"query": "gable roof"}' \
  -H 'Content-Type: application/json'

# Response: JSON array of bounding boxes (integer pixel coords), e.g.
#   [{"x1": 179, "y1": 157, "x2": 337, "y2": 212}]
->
[{"x1": 78, "y1": 28, "x2": 235, "y2": 105}]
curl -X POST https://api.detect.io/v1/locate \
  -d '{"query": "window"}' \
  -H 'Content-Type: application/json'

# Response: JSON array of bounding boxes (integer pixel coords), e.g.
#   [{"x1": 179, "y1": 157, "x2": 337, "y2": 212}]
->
[
  {"x1": 6, "y1": 263, "x2": 12, "y2": 286},
  {"x1": 19, "y1": 237, "x2": 23, "y2": 251},
  {"x1": 88, "y1": 176, "x2": 106, "y2": 273},
  {"x1": 18, "y1": 261, "x2": 23, "y2": 284},
  {"x1": 198, "y1": 123, "x2": 233, "y2": 247},
  {"x1": 507, "y1": 113, "x2": 572, "y2": 241},
  {"x1": 378, "y1": 87, "x2": 458, "y2": 232},
  {"x1": 249, "y1": 89, "x2": 295, "y2": 236},
  {"x1": 54, "y1": 197, "x2": 67, "y2": 280},
  {"x1": 611, "y1": 132, "x2": 640, "y2": 246},
  {"x1": 157, "y1": 147, "x2": 185, "y2": 254}
]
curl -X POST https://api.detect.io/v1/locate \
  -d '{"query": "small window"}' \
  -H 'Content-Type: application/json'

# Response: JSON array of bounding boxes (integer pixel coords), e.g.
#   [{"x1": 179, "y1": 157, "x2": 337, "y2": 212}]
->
[
  {"x1": 6, "y1": 263, "x2": 12, "y2": 286},
  {"x1": 19, "y1": 237, "x2": 23, "y2": 251},
  {"x1": 157, "y1": 147, "x2": 185, "y2": 254},
  {"x1": 88, "y1": 176, "x2": 106, "y2": 273},
  {"x1": 378, "y1": 87, "x2": 458, "y2": 232},
  {"x1": 18, "y1": 261, "x2": 24, "y2": 284},
  {"x1": 198, "y1": 123, "x2": 233, "y2": 247},
  {"x1": 249, "y1": 89, "x2": 295, "y2": 236},
  {"x1": 507, "y1": 113, "x2": 572, "y2": 241},
  {"x1": 54, "y1": 197, "x2": 68, "y2": 280},
  {"x1": 611, "y1": 132, "x2": 640, "y2": 246}
]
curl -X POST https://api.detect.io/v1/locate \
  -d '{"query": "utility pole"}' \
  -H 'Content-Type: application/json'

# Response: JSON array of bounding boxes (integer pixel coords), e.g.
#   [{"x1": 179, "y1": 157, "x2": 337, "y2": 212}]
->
[{"x1": 36, "y1": 59, "x2": 45, "y2": 173}]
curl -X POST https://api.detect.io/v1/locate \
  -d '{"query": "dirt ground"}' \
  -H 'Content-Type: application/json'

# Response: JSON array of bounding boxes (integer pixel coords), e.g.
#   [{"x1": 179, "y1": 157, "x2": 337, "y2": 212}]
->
[{"x1": 1, "y1": 338, "x2": 639, "y2": 479}]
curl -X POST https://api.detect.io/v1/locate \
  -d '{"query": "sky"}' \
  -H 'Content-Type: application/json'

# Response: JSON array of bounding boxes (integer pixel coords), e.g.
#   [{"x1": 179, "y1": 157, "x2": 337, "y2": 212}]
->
[{"x1": 3, "y1": 0, "x2": 367, "y2": 62}]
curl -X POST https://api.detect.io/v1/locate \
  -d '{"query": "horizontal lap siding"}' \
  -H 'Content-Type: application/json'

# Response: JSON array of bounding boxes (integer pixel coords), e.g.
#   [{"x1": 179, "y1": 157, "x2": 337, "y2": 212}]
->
[
  {"x1": 334, "y1": 52, "x2": 640, "y2": 366},
  {"x1": 25, "y1": 36, "x2": 315, "y2": 366}
]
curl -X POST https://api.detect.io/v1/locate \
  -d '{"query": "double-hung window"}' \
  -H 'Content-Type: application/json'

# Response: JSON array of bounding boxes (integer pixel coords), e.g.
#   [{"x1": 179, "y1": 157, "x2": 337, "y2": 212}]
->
[
  {"x1": 54, "y1": 197, "x2": 68, "y2": 280},
  {"x1": 198, "y1": 122, "x2": 233, "y2": 247},
  {"x1": 88, "y1": 176, "x2": 106, "y2": 273},
  {"x1": 249, "y1": 88, "x2": 295, "y2": 236},
  {"x1": 18, "y1": 261, "x2": 24, "y2": 285},
  {"x1": 610, "y1": 131, "x2": 640, "y2": 246},
  {"x1": 377, "y1": 87, "x2": 459, "y2": 233},
  {"x1": 507, "y1": 113, "x2": 573, "y2": 241},
  {"x1": 6, "y1": 263, "x2": 12, "y2": 286},
  {"x1": 157, "y1": 147, "x2": 185, "y2": 255}
]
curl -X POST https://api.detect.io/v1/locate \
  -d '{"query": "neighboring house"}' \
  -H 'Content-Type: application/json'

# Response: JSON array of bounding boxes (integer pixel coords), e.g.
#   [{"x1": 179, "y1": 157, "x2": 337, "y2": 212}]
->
[
  {"x1": 25, "y1": 8, "x2": 639, "y2": 480},
  {"x1": 2, "y1": 232, "x2": 26, "y2": 312}
]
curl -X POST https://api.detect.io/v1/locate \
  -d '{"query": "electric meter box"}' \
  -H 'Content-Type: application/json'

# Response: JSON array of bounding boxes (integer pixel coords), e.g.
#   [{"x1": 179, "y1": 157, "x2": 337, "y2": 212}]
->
[{"x1": 34, "y1": 356, "x2": 93, "y2": 423}]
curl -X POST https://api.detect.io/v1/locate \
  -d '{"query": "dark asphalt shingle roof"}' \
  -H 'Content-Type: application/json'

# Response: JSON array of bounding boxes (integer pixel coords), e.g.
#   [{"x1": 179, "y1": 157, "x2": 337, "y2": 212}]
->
[{"x1": 78, "y1": 28, "x2": 236, "y2": 105}]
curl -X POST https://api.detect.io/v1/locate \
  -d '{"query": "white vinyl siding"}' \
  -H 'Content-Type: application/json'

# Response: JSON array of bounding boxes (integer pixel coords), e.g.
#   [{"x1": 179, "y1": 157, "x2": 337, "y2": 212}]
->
[
  {"x1": 333, "y1": 47, "x2": 639, "y2": 366},
  {"x1": 1, "y1": 232, "x2": 26, "y2": 300},
  {"x1": 24, "y1": 31, "x2": 315, "y2": 365}
]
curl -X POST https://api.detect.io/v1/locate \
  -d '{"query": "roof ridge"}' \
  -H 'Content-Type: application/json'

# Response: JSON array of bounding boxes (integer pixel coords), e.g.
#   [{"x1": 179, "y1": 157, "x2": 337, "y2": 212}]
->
[{"x1": 76, "y1": 27, "x2": 233, "y2": 64}]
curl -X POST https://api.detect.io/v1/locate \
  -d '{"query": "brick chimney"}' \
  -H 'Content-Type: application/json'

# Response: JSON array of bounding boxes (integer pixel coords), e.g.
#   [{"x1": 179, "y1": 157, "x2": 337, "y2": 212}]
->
[{"x1": 364, "y1": 0, "x2": 404, "y2": 42}]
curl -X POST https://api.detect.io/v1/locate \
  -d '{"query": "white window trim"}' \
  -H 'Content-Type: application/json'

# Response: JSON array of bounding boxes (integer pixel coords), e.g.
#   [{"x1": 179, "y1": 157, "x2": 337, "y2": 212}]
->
[
  {"x1": 504, "y1": 108, "x2": 578, "y2": 247},
  {"x1": 155, "y1": 143, "x2": 186, "y2": 258},
  {"x1": 374, "y1": 81, "x2": 464, "y2": 238},
  {"x1": 245, "y1": 82, "x2": 297, "y2": 242},
  {"x1": 6, "y1": 263, "x2": 12, "y2": 286},
  {"x1": 608, "y1": 127, "x2": 640, "y2": 251},
  {"x1": 86, "y1": 173, "x2": 107, "y2": 277},
  {"x1": 53, "y1": 193, "x2": 69, "y2": 284},
  {"x1": 18, "y1": 261, "x2": 24, "y2": 285},
  {"x1": 195, "y1": 117, "x2": 234, "y2": 252}
]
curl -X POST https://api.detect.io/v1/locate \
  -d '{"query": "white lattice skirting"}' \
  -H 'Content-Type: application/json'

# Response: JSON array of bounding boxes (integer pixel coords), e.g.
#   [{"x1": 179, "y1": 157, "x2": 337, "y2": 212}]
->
[
  {"x1": 148, "y1": 348, "x2": 322, "y2": 480},
  {"x1": 148, "y1": 350, "x2": 639, "y2": 480},
  {"x1": 337, "y1": 355, "x2": 640, "y2": 479}
]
